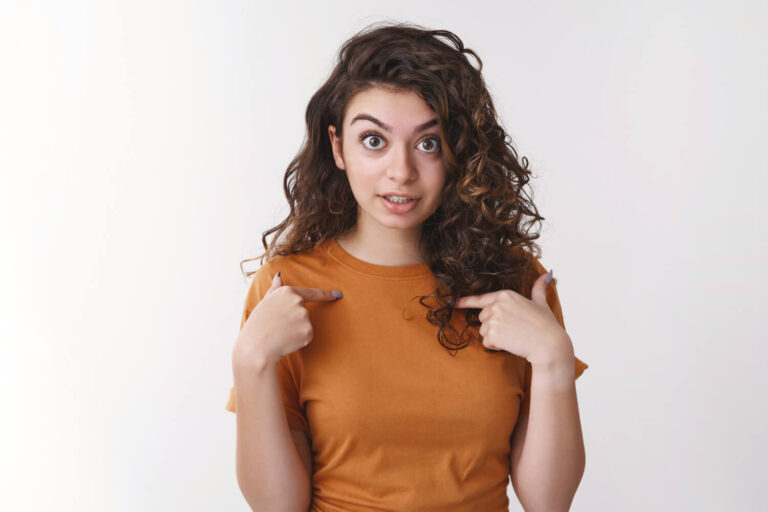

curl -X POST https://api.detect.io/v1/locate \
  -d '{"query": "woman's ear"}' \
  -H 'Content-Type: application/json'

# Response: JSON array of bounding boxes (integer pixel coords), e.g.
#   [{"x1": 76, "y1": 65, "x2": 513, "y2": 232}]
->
[{"x1": 328, "y1": 125, "x2": 346, "y2": 171}]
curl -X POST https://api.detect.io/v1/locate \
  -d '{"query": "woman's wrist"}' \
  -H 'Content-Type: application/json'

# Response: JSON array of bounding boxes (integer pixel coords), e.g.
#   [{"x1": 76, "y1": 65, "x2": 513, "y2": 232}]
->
[{"x1": 232, "y1": 342, "x2": 276, "y2": 376}]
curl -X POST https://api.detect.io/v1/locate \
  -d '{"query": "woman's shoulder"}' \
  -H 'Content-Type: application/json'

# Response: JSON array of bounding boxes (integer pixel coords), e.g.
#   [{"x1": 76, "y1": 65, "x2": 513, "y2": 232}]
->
[
  {"x1": 507, "y1": 244, "x2": 544, "y2": 273},
  {"x1": 248, "y1": 239, "x2": 335, "y2": 279},
  {"x1": 504, "y1": 244, "x2": 552, "y2": 298}
]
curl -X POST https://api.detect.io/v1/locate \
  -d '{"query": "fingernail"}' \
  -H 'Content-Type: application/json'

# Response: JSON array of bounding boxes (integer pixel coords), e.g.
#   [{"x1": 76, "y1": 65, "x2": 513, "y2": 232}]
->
[
  {"x1": 545, "y1": 269, "x2": 553, "y2": 284},
  {"x1": 332, "y1": 290, "x2": 343, "y2": 298}
]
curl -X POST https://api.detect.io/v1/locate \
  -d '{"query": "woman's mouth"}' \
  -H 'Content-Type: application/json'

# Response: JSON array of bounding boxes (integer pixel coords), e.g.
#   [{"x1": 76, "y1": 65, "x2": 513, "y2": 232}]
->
[{"x1": 379, "y1": 194, "x2": 420, "y2": 213}]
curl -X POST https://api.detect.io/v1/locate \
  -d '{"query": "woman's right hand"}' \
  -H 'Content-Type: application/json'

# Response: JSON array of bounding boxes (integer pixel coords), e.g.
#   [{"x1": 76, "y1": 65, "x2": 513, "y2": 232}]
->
[{"x1": 232, "y1": 271, "x2": 342, "y2": 369}]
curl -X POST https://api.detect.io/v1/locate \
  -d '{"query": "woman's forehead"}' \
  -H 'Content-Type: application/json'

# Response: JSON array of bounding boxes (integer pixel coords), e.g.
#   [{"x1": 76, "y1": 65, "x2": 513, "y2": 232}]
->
[{"x1": 344, "y1": 88, "x2": 438, "y2": 130}]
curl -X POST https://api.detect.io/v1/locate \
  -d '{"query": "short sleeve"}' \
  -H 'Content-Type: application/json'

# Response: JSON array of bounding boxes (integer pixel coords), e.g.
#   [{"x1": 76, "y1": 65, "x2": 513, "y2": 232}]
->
[
  {"x1": 224, "y1": 264, "x2": 310, "y2": 433},
  {"x1": 521, "y1": 257, "x2": 589, "y2": 407}
]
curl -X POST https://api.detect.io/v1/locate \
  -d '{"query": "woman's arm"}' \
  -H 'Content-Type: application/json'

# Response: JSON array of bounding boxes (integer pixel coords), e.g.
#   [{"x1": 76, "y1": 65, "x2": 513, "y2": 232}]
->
[
  {"x1": 509, "y1": 351, "x2": 586, "y2": 512},
  {"x1": 233, "y1": 357, "x2": 312, "y2": 512}
]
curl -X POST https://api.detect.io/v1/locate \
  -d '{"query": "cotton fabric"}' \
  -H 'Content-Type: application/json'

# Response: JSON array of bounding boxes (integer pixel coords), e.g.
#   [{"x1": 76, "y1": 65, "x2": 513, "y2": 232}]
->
[{"x1": 226, "y1": 238, "x2": 588, "y2": 511}]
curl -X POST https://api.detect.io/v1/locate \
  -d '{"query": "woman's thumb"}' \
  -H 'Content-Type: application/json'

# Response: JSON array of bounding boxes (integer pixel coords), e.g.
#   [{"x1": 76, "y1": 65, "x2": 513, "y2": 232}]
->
[
  {"x1": 267, "y1": 271, "x2": 282, "y2": 292},
  {"x1": 530, "y1": 269, "x2": 552, "y2": 306}
]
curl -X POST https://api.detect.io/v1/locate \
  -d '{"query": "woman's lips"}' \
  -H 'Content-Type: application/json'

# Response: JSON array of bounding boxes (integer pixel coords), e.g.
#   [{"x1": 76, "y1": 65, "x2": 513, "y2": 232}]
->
[{"x1": 379, "y1": 195, "x2": 420, "y2": 213}]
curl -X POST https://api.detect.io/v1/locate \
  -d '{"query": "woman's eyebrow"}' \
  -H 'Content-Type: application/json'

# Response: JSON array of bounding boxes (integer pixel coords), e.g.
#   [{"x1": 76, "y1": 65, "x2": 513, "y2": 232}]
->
[{"x1": 350, "y1": 113, "x2": 439, "y2": 134}]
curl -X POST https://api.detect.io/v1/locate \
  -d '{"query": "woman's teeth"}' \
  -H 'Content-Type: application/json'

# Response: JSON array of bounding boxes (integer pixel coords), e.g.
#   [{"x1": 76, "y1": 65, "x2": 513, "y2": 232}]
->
[{"x1": 385, "y1": 196, "x2": 415, "y2": 203}]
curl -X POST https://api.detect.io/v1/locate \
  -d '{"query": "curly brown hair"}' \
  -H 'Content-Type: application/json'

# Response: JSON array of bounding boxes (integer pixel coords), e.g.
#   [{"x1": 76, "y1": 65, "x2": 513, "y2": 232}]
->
[{"x1": 240, "y1": 21, "x2": 549, "y2": 355}]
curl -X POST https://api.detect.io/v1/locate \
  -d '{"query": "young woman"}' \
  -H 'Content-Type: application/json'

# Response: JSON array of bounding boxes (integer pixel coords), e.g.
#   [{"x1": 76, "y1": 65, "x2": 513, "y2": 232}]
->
[{"x1": 226, "y1": 22, "x2": 589, "y2": 512}]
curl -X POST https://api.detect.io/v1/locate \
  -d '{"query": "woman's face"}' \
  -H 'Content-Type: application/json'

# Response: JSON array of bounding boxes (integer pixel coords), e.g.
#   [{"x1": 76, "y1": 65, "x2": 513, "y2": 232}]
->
[{"x1": 328, "y1": 86, "x2": 447, "y2": 235}]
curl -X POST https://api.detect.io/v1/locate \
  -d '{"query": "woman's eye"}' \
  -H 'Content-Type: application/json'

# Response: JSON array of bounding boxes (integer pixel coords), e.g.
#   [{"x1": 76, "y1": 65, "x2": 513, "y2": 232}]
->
[
  {"x1": 358, "y1": 133, "x2": 440, "y2": 153},
  {"x1": 360, "y1": 134, "x2": 384, "y2": 150},
  {"x1": 418, "y1": 137, "x2": 440, "y2": 153}
]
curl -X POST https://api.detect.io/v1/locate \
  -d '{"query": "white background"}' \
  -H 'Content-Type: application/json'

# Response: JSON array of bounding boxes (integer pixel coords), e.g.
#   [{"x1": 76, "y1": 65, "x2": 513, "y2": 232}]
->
[{"x1": 1, "y1": 1, "x2": 766, "y2": 510}]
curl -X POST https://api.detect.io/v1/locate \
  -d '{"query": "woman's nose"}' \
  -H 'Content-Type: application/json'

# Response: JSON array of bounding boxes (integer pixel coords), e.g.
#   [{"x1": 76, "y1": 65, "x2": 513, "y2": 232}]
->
[{"x1": 386, "y1": 144, "x2": 417, "y2": 182}]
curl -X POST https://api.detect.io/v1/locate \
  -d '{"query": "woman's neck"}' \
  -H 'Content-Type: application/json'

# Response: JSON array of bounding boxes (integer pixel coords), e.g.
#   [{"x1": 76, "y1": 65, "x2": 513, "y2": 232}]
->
[{"x1": 335, "y1": 226, "x2": 428, "y2": 266}]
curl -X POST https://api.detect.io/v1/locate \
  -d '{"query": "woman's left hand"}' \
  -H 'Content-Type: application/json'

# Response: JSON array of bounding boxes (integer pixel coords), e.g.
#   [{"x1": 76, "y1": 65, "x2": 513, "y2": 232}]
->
[{"x1": 454, "y1": 270, "x2": 574, "y2": 365}]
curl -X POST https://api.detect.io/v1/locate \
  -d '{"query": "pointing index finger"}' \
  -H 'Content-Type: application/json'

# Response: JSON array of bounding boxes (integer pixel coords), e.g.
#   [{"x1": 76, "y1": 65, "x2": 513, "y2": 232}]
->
[
  {"x1": 289, "y1": 286, "x2": 343, "y2": 302},
  {"x1": 454, "y1": 292, "x2": 496, "y2": 309}
]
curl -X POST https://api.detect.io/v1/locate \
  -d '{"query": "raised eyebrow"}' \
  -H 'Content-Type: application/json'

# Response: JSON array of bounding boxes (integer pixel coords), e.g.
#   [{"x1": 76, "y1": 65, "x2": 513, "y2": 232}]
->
[{"x1": 350, "y1": 113, "x2": 439, "y2": 135}]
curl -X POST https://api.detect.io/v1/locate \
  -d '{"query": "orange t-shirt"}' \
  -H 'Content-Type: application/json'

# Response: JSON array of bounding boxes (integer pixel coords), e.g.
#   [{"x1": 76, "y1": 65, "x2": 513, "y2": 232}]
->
[{"x1": 226, "y1": 238, "x2": 588, "y2": 511}]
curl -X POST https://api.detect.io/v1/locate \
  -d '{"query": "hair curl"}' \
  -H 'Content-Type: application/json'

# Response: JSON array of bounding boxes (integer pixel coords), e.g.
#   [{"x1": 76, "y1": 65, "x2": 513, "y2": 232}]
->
[{"x1": 240, "y1": 21, "x2": 548, "y2": 356}]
